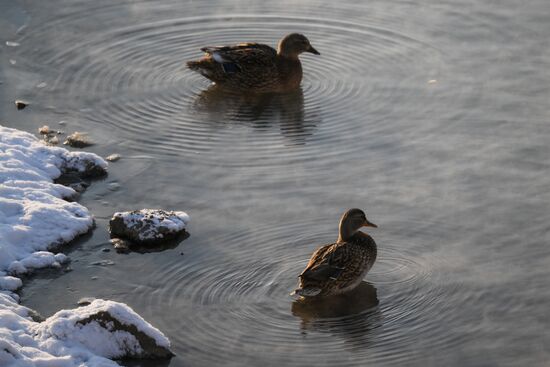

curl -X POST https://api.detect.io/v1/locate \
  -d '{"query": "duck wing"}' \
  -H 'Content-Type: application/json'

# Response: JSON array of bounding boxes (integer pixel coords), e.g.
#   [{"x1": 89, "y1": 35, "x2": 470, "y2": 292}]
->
[
  {"x1": 201, "y1": 43, "x2": 277, "y2": 72},
  {"x1": 299, "y1": 243, "x2": 350, "y2": 282}
]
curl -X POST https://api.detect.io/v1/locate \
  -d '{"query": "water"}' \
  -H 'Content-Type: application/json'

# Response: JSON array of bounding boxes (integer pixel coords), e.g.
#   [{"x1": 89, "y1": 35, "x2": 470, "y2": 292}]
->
[{"x1": 1, "y1": 0, "x2": 550, "y2": 365}]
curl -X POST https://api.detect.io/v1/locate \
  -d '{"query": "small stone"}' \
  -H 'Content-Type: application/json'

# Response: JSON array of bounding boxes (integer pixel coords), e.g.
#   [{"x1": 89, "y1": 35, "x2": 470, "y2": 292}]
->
[
  {"x1": 6, "y1": 41, "x2": 20, "y2": 47},
  {"x1": 428, "y1": 79, "x2": 438, "y2": 84},
  {"x1": 77, "y1": 297, "x2": 96, "y2": 306},
  {"x1": 105, "y1": 154, "x2": 121, "y2": 162},
  {"x1": 54, "y1": 172, "x2": 90, "y2": 193},
  {"x1": 108, "y1": 182, "x2": 120, "y2": 191},
  {"x1": 15, "y1": 100, "x2": 27, "y2": 110},
  {"x1": 37, "y1": 82, "x2": 47, "y2": 88},
  {"x1": 91, "y1": 260, "x2": 115, "y2": 266},
  {"x1": 47, "y1": 136, "x2": 59, "y2": 145},
  {"x1": 111, "y1": 238, "x2": 131, "y2": 253},
  {"x1": 9, "y1": 59, "x2": 16, "y2": 65},
  {"x1": 102, "y1": 248, "x2": 111, "y2": 253},
  {"x1": 91, "y1": 276, "x2": 98, "y2": 280},
  {"x1": 38, "y1": 125, "x2": 51, "y2": 134},
  {"x1": 58, "y1": 120, "x2": 67, "y2": 125},
  {"x1": 64, "y1": 132, "x2": 92, "y2": 148}
]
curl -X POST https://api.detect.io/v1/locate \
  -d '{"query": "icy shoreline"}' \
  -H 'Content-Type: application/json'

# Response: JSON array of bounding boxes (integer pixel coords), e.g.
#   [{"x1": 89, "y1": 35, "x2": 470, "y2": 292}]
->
[{"x1": 0, "y1": 125, "x2": 172, "y2": 366}]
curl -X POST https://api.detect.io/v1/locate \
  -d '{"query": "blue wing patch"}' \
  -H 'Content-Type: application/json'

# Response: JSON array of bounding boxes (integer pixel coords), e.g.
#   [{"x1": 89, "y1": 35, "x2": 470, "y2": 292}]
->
[{"x1": 222, "y1": 63, "x2": 241, "y2": 73}]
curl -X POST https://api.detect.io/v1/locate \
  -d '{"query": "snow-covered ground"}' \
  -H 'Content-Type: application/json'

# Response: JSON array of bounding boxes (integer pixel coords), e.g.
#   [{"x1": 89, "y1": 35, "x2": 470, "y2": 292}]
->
[
  {"x1": 0, "y1": 125, "x2": 172, "y2": 366},
  {"x1": 0, "y1": 125, "x2": 107, "y2": 293}
]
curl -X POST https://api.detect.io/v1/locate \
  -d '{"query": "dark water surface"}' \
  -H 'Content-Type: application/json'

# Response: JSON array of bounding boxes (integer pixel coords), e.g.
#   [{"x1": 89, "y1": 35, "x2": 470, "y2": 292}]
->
[{"x1": 1, "y1": 0, "x2": 550, "y2": 365}]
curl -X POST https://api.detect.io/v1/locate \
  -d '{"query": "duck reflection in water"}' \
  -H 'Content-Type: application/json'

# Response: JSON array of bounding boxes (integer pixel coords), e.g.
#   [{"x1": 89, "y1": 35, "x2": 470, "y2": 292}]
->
[
  {"x1": 192, "y1": 84, "x2": 319, "y2": 145},
  {"x1": 291, "y1": 282, "x2": 382, "y2": 350}
]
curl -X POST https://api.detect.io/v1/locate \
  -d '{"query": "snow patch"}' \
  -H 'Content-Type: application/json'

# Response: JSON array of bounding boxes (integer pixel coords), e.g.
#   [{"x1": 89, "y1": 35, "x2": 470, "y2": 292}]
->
[
  {"x1": 0, "y1": 125, "x2": 107, "y2": 286},
  {"x1": 0, "y1": 293, "x2": 171, "y2": 366}
]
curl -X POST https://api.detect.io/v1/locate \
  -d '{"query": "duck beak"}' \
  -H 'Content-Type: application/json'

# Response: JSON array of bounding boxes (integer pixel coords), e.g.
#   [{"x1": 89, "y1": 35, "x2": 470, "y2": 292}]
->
[
  {"x1": 307, "y1": 45, "x2": 320, "y2": 55},
  {"x1": 364, "y1": 220, "x2": 378, "y2": 228}
]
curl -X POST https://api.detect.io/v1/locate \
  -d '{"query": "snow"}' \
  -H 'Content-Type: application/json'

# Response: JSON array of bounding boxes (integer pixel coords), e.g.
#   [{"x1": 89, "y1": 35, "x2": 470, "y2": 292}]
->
[
  {"x1": 0, "y1": 294, "x2": 171, "y2": 366},
  {"x1": 0, "y1": 125, "x2": 106, "y2": 287},
  {"x1": 0, "y1": 126, "x2": 172, "y2": 366}
]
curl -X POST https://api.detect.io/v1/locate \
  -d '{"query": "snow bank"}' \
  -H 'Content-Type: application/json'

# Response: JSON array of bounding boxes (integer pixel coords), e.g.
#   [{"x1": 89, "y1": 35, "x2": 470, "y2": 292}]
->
[
  {"x1": 0, "y1": 293, "x2": 171, "y2": 366},
  {"x1": 0, "y1": 125, "x2": 107, "y2": 289}
]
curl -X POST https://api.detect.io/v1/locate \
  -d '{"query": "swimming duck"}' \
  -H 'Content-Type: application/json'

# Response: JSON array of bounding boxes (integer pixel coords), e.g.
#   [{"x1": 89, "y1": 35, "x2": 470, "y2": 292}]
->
[
  {"x1": 293, "y1": 208, "x2": 378, "y2": 297},
  {"x1": 187, "y1": 33, "x2": 320, "y2": 92}
]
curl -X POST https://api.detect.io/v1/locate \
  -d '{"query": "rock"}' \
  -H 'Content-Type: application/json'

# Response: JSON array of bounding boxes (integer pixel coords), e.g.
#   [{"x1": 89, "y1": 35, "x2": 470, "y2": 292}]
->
[
  {"x1": 39, "y1": 125, "x2": 64, "y2": 145},
  {"x1": 91, "y1": 260, "x2": 115, "y2": 266},
  {"x1": 36, "y1": 299, "x2": 173, "y2": 360},
  {"x1": 64, "y1": 132, "x2": 92, "y2": 148},
  {"x1": 54, "y1": 172, "x2": 91, "y2": 194},
  {"x1": 109, "y1": 209, "x2": 190, "y2": 246},
  {"x1": 61, "y1": 155, "x2": 108, "y2": 178},
  {"x1": 77, "y1": 297, "x2": 96, "y2": 306},
  {"x1": 105, "y1": 153, "x2": 121, "y2": 162},
  {"x1": 76, "y1": 310, "x2": 173, "y2": 359},
  {"x1": 111, "y1": 237, "x2": 131, "y2": 253},
  {"x1": 38, "y1": 125, "x2": 51, "y2": 134},
  {"x1": 15, "y1": 100, "x2": 28, "y2": 110},
  {"x1": 108, "y1": 182, "x2": 120, "y2": 191}
]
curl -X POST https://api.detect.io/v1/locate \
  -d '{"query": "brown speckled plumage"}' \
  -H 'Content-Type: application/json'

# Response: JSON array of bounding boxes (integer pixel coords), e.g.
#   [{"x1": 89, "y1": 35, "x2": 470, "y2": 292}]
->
[
  {"x1": 294, "y1": 209, "x2": 378, "y2": 297},
  {"x1": 187, "y1": 33, "x2": 320, "y2": 93}
]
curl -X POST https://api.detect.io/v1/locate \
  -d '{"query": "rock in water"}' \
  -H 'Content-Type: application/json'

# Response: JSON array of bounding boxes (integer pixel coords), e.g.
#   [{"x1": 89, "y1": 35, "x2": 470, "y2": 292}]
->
[
  {"x1": 15, "y1": 100, "x2": 28, "y2": 110},
  {"x1": 109, "y1": 209, "x2": 190, "y2": 246},
  {"x1": 64, "y1": 131, "x2": 92, "y2": 148},
  {"x1": 105, "y1": 153, "x2": 121, "y2": 162}
]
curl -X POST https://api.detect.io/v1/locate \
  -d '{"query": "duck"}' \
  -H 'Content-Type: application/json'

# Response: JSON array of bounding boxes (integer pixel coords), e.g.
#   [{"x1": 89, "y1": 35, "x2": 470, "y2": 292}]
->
[
  {"x1": 292, "y1": 208, "x2": 378, "y2": 297},
  {"x1": 186, "y1": 33, "x2": 320, "y2": 93}
]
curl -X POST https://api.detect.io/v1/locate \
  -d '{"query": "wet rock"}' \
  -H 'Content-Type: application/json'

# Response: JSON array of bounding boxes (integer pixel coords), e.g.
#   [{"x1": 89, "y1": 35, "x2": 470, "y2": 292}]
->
[
  {"x1": 54, "y1": 172, "x2": 90, "y2": 194},
  {"x1": 28, "y1": 309, "x2": 45, "y2": 322},
  {"x1": 15, "y1": 100, "x2": 28, "y2": 110},
  {"x1": 108, "y1": 182, "x2": 120, "y2": 191},
  {"x1": 39, "y1": 125, "x2": 64, "y2": 145},
  {"x1": 109, "y1": 209, "x2": 190, "y2": 247},
  {"x1": 61, "y1": 154, "x2": 108, "y2": 178},
  {"x1": 111, "y1": 237, "x2": 131, "y2": 253},
  {"x1": 91, "y1": 260, "x2": 115, "y2": 266},
  {"x1": 77, "y1": 297, "x2": 96, "y2": 306},
  {"x1": 105, "y1": 153, "x2": 121, "y2": 162},
  {"x1": 64, "y1": 131, "x2": 92, "y2": 148},
  {"x1": 38, "y1": 125, "x2": 51, "y2": 134}
]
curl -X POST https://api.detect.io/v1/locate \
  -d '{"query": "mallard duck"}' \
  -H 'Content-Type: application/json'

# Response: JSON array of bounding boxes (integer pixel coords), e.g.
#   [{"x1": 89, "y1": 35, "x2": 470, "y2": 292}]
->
[
  {"x1": 293, "y1": 208, "x2": 378, "y2": 297},
  {"x1": 187, "y1": 33, "x2": 320, "y2": 92}
]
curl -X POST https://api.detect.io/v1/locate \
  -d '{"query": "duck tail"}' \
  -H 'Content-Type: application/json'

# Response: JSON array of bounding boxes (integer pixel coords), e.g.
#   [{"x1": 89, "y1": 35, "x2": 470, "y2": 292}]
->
[
  {"x1": 187, "y1": 59, "x2": 220, "y2": 81},
  {"x1": 186, "y1": 60, "x2": 204, "y2": 71}
]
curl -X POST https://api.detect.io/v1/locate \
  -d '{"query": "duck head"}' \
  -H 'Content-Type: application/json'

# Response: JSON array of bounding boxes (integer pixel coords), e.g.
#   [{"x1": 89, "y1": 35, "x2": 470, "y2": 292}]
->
[
  {"x1": 277, "y1": 33, "x2": 320, "y2": 58},
  {"x1": 338, "y1": 208, "x2": 377, "y2": 242}
]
